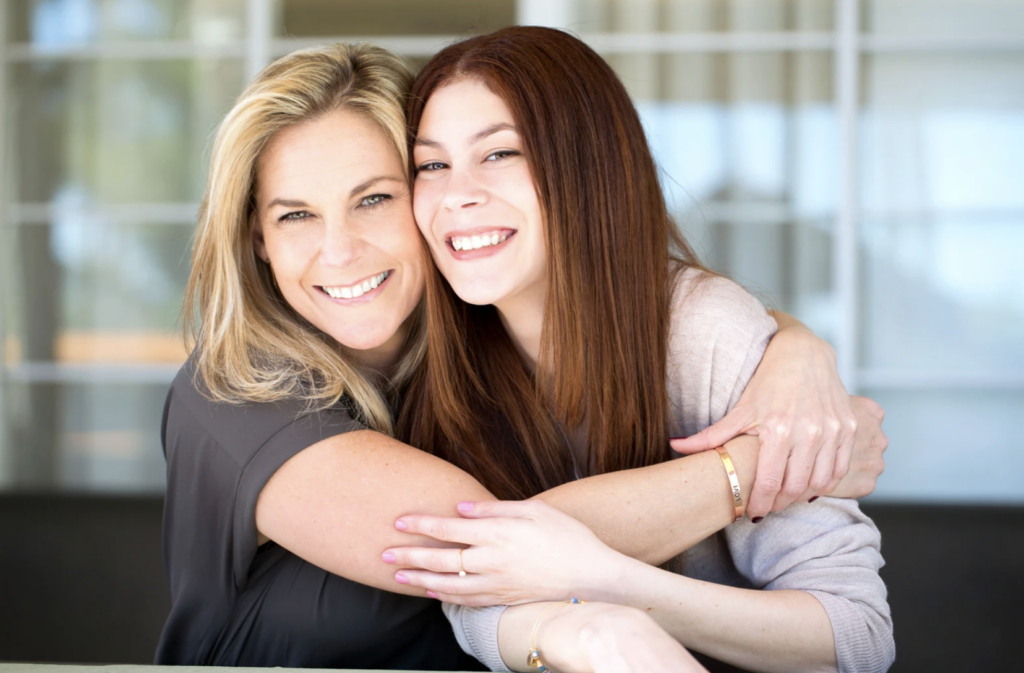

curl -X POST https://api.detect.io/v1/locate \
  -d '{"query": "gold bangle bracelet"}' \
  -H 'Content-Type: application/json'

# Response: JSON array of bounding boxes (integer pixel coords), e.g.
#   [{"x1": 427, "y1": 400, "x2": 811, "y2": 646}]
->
[
  {"x1": 715, "y1": 446, "x2": 744, "y2": 522},
  {"x1": 527, "y1": 598, "x2": 587, "y2": 671}
]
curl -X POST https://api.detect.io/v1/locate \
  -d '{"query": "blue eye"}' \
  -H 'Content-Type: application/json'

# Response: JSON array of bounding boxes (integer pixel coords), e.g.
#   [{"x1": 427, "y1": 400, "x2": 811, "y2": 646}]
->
[
  {"x1": 416, "y1": 161, "x2": 448, "y2": 174},
  {"x1": 360, "y1": 193, "x2": 392, "y2": 209}
]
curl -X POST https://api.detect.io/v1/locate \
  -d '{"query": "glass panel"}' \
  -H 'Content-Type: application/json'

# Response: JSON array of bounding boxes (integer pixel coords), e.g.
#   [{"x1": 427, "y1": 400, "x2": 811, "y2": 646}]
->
[
  {"x1": 862, "y1": 0, "x2": 1024, "y2": 39},
  {"x1": 860, "y1": 53, "x2": 1024, "y2": 372},
  {"x1": 0, "y1": 381, "x2": 169, "y2": 492},
  {"x1": 571, "y1": 0, "x2": 833, "y2": 33},
  {"x1": 6, "y1": 0, "x2": 246, "y2": 44},
  {"x1": 621, "y1": 52, "x2": 838, "y2": 336},
  {"x1": 860, "y1": 217, "x2": 1024, "y2": 374},
  {"x1": 863, "y1": 390, "x2": 1024, "y2": 503},
  {"x1": 1, "y1": 222, "x2": 193, "y2": 364},
  {"x1": 9, "y1": 58, "x2": 245, "y2": 204},
  {"x1": 279, "y1": 0, "x2": 516, "y2": 37}
]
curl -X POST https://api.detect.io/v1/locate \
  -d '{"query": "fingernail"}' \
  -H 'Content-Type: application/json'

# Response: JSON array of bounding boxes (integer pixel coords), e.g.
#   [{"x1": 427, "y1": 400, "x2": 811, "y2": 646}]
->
[
  {"x1": 382, "y1": 552, "x2": 396, "y2": 563},
  {"x1": 426, "y1": 590, "x2": 439, "y2": 599},
  {"x1": 751, "y1": 516, "x2": 764, "y2": 524},
  {"x1": 809, "y1": 496, "x2": 819, "y2": 503},
  {"x1": 669, "y1": 436, "x2": 687, "y2": 441},
  {"x1": 395, "y1": 520, "x2": 407, "y2": 531},
  {"x1": 457, "y1": 501, "x2": 475, "y2": 513},
  {"x1": 395, "y1": 572, "x2": 409, "y2": 584}
]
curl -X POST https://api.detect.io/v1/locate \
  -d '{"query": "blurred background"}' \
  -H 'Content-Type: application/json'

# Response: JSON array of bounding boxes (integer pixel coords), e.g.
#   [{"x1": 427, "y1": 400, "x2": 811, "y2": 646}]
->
[{"x1": 0, "y1": 0, "x2": 1021, "y2": 670}]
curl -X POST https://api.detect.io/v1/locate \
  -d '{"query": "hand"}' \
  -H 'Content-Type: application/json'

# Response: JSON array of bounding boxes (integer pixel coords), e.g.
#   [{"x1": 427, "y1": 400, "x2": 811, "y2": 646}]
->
[
  {"x1": 383, "y1": 500, "x2": 622, "y2": 606},
  {"x1": 828, "y1": 396, "x2": 888, "y2": 499},
  {"x1": 670, "y1": 329, "x2": 857, "y2": 519},
  {"x1": 542, "y1": 602, "x2": 708, "y2": 673}
]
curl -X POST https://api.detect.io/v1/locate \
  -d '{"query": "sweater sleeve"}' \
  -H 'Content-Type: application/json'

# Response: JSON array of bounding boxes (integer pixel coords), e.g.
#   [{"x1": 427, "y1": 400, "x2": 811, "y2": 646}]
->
[
  {"x1": 669, "y1": 270, "x2": 895, "y2": 672},
  {"x1": 723, "y1": 500, "x2": 896, "y2": 673},
  {"x1": 442, "y1": 603, "x2": 510, "y2": 672}
]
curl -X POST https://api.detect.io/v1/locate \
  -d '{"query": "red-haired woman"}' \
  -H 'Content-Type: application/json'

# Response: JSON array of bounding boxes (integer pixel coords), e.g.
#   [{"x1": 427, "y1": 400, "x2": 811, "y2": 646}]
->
[{"x1": 388, "y1": 27, "x2": 893, "y2": 673}]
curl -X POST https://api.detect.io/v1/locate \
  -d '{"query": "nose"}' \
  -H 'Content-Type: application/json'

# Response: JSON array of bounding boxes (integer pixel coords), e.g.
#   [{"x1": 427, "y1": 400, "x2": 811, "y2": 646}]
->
[
  {"x1": 440, "y1": 164, "x2": 488, "y2": 211},
  {"x1": 318, "y1": 217, "x2": 367, "y2": 269}
]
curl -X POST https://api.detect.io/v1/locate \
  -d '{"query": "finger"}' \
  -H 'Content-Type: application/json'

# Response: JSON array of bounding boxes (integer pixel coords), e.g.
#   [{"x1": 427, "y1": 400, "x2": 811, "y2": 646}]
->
[
  {"x1": 383, "y1": 546, "x2": 465, "y2": 574},
  {"x1": 804, "y1": 427, "x2": 838, "y2": 499},
  {"x1": 395, "y1": 514, "x2": 491, "y2": 545},
  {"x1": 773, "y1": 430, "x2": 821, "y2": 511},
  {"x1": 456, "y1": 499, "x2": 546, "y2": 520},
  {"x1": 395, "y1": 569, "x2": 493, "y2": 596},
  {"x1": 828, "y1": 417, "x2": 857, "y2": 492},
  {"x1": 744, "y1": 435, "x2": 789, "y2": 521},
  {"x1": 670, "y1": 408, "x2": 755, "y2": 455}
]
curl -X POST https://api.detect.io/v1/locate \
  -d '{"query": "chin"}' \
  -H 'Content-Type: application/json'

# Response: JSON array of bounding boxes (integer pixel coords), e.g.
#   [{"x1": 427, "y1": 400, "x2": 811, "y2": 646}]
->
[
  {"x1": 445, "y1": 277, "x2": 513, "y2": 307},
  {"x1": 329, "y1": 323, "x2": 399, "y2": 352}
]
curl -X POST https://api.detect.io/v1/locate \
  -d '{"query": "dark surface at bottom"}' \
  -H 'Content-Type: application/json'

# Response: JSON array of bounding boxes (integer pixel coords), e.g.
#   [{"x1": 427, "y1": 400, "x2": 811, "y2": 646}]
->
[{"x1": 0, "y1": 495, "x2": 1021, "y2": 671}]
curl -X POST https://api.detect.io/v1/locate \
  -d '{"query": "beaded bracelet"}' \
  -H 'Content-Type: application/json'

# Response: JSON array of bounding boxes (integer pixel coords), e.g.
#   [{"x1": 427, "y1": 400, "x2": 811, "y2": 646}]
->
[{"x1": 526, "y1": 597, "x2": 587, "y2": 671}]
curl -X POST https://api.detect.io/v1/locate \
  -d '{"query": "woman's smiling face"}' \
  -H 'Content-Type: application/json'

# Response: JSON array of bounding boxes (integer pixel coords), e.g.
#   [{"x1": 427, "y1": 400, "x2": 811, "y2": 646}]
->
[
  {"x1": 252, "y1": 108, "x2": 425, "y2": 367},
  {"x1": 412, "y1": 78, "x2": 548, "y2": 310}
]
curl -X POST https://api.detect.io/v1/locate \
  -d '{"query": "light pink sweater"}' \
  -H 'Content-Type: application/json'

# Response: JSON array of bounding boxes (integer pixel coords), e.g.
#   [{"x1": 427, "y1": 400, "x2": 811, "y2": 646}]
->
[{"x1": 443, "y1": 269, "x2": 895, "y2": 673}]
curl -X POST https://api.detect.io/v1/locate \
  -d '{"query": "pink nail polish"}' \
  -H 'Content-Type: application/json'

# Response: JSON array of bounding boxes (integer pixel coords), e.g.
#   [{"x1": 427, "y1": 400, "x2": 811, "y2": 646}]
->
[
  {"x1": 426, "y1": 590, "x2": 439, "y2": 599},
  {"x1": 457, "y1": 501, "x2": 474, "y2": 513},
  {"x1": 382, "y1": 552, "x2": 396, "y2": 563},
  {"x1": 395, "y1": 520, "x2": 407, "y2": 531},
  {"x1": 395, "y1": 572, "x2": 409, "y2": 584}
]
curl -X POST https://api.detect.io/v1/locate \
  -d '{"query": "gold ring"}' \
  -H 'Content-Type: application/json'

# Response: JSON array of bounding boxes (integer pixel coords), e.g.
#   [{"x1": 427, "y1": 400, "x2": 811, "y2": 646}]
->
[{"x1": 458, "y1": 548, "x2": 467, "y2": 577}]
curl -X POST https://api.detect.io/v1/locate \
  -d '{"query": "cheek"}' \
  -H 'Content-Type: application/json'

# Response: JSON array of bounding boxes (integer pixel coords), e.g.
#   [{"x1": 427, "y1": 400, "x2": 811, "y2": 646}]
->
[
  {"x1": 265, "y1": 229, "x2": 318, "y2": 280},
  {"x1": 412, "y1": 183, "x2": 442, "y2": 239}
]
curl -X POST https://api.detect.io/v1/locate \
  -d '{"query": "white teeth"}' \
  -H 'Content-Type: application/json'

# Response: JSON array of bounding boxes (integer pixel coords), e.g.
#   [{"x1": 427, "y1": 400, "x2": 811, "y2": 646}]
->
[
  {"x1": 450, "y1": 231, "x2": 511, "y2": 251},
  {"x1": 322, "y1": 270, "x2": 389, "y2": 300}
]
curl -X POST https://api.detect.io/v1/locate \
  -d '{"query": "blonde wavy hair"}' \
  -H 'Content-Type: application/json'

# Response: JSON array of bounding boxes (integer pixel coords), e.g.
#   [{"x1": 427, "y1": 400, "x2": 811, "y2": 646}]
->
[{"x1": 183, "y1": 43, "x2": 423, "y2": 434}]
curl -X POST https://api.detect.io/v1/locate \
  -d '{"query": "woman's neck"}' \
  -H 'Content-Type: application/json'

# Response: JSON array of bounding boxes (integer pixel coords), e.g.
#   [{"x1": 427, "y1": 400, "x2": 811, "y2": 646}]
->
[
  {"x1": 341, "y1": 321, "x2": 408, "y2": 377},
  {"x1": 495, "y1": 284, "x2": 547, "y2": 372}
]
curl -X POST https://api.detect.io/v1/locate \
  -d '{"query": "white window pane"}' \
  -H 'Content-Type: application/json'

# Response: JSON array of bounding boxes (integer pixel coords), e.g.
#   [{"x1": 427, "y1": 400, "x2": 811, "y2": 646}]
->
[
  {"x1": 10, "y1": 59, "x2": 244, "y2": 204},
  {"x1": 7, "y1": 0, "x2": 245, "y2": 44},
  {"x1": 863, "y1": 0, "x2": 1024, "y2": 39},
  {"x1": 863, "y1": 390, "x2": 1024, "y2": 503}
]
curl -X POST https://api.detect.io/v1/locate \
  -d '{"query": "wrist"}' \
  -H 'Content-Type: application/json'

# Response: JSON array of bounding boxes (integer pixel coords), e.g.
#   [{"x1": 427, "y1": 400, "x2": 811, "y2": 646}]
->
[{"x1": 575, "y1": 549, "x2": 641, "y2": 605}]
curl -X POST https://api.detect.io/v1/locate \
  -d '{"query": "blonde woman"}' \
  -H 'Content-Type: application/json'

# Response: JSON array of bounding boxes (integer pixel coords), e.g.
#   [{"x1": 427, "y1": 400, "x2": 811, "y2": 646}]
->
[{"x1": 158, "y1": 43, "x2": 883, "y2": 670}]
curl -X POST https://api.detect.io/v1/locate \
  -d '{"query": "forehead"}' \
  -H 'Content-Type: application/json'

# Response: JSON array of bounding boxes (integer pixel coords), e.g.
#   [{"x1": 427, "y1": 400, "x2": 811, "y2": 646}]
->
[
  {"x1": 257, "y1": 109, "x2": 402, "y2": 198},
  {"x1": 419, "y1": 78, "x2": 515, "y2": 137}
]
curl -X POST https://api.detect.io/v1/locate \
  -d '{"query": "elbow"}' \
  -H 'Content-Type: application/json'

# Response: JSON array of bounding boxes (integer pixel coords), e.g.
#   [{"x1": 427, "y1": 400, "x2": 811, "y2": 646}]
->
[{"x1": 806, "y1": 591, "x2": 895, "y2": 673}]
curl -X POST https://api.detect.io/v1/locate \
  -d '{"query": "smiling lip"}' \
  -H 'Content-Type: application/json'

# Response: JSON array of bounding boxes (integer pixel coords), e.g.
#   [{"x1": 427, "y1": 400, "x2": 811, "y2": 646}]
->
[
  {"x1": 445, "y1": 228, "x2": 517, "y2": 261},
  {"x1": 316, "y1": 270, "x2": 394, "y2": 305}
]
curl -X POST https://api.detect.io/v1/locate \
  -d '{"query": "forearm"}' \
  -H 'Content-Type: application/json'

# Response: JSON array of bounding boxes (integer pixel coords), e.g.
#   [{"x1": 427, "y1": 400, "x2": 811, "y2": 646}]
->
[
  {"x1": 593, "y1": 555, "x2": 837, "y2": 673},
  {"x1": 533, "y1": 436, "x2": 759, "y2": 565}
]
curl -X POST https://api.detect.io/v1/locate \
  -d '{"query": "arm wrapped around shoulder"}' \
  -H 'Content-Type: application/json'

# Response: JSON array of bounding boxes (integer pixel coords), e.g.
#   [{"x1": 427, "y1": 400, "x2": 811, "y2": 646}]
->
[{"x1": 724, "y1": 498, "x2": 896, "y2": 673}]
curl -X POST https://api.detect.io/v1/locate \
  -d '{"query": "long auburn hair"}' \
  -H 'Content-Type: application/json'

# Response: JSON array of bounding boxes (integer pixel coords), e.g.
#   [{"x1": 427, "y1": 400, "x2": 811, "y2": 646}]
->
[
  {"x1": 184, "y1": 43, "x2": 425, "y2": 433},
  {"x1": 399, "y1": 27, "x2": 708, "y2": 499}
]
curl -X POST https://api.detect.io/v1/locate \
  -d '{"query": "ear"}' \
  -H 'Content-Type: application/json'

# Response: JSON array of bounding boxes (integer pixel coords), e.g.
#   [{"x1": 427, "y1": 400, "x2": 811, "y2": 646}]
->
[{"x1": 250, "y1": 211, "x2": 269, "y2": 264}]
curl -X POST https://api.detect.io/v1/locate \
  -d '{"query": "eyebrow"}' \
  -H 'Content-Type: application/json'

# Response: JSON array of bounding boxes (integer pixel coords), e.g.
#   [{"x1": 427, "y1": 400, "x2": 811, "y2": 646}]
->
[
  {"x1": 264, "y1": 176, "x2": 404, "y2": 210},
  {"x1": 415, "y1": 122, "x2": 517, "y2": 149}
]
